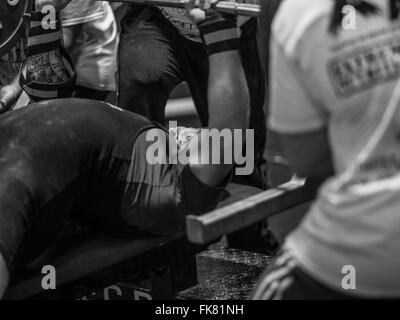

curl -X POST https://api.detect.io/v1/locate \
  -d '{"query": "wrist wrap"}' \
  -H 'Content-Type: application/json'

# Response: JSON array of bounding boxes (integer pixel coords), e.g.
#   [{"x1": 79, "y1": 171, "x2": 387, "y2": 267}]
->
[
  {"x1": 197, "y1": 14, "x2": 240, "y2": 56},
  {"x1": 19, "y1": 4, "x2": 75, "y2": 102}
]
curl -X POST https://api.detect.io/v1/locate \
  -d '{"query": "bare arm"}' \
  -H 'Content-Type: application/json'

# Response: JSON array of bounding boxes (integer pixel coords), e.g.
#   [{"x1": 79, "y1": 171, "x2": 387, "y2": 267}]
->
[
  {"x1": 267, "y1": 17, "x2": 333, "y2": 183},
  {"x1": 278, "y1": 128, "x2": 334, "y2": 182},
  {"x1": 0, "y1": 75, "x2": 22, "y2": 114},
  {"x1": 184, "y1": 0, "x2": 250, "y2": 187}
]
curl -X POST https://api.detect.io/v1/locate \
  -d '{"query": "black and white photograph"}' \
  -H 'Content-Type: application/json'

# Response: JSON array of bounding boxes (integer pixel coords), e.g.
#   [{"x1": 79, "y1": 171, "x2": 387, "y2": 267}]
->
[{"x1": 0, "y1": 0, "x2": 399, "y2": 309}]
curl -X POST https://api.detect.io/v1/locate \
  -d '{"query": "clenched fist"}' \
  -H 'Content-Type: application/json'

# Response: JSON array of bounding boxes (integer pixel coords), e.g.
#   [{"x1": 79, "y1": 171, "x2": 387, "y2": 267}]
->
[{"x1": 182, "y1": 0, "x2": 221, "y2": 24}]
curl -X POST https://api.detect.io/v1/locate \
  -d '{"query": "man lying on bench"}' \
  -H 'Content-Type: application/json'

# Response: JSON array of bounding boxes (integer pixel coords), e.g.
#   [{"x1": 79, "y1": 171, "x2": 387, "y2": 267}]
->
[{"x1": 0, "y1": 0, "x2": 251, "y2": 298}]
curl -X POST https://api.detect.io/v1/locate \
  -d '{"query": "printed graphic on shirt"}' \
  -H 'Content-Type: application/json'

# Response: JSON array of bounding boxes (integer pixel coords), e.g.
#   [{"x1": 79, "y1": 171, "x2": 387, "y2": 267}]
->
[
  {"x1": 328, "y1": 38, "x2": 400, "y2": 97},
  {"x1": 336, "y1": 106, "x2": 400, "y2": 196},
  {"x1": 342, "y1": 152, "x2": 400, "y2": 187}
]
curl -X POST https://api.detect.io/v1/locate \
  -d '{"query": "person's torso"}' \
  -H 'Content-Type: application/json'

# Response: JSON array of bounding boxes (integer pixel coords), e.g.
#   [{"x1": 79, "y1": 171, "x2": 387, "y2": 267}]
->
[{"x1": 275, "y1": 0, "x2": 400, "y2": 296}]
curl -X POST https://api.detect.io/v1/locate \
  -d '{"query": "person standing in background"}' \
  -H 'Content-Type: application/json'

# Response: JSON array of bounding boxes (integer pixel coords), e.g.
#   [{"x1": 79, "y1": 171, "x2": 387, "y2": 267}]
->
[
  {"x1": 61, "y1": 0, "x2": 118, "y2": 101},
  {"x1": 118, "y1": 1, "x2": 267, "y2": 190},
  {"x1": 0, "y1": 38, "x2": 26, "y2": 113},
  {"x1": 253, "y1": 0, "x2": 400, "y2": 299}
]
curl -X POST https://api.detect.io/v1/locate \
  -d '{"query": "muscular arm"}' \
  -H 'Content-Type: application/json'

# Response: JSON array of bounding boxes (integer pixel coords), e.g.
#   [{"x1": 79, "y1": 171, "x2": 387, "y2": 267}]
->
[
  {"x1": 189, "y1": 50, "x2": 250, "y2": 187},
  {"x1": 182, "y1": 0, "x2": 250, "y2": 188},
  {"x1": 278, "y1": 128, "x2": 334, "y2": 183}
]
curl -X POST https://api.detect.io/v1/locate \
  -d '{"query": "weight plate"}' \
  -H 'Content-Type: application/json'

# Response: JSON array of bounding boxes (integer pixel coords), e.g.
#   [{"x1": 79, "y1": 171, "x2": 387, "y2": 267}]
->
[{"x1": 0, "y1": 0, "x2": 30, "y2": 57}]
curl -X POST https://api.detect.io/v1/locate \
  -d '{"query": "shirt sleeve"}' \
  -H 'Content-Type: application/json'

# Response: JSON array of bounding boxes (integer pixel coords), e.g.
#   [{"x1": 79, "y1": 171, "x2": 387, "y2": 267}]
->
[
  {"x1": 268, "y1": 36, "x2": 327, "y2": 134},
  {"x1": 61, "y1": 0, "x2": 105, "y2": 26}
]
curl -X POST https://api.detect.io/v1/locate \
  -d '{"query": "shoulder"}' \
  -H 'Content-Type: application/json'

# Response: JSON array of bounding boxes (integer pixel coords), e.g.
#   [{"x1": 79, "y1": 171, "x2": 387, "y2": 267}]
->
[{"x1": 272, "y1": 0, "x2": 333, "y2": 57}]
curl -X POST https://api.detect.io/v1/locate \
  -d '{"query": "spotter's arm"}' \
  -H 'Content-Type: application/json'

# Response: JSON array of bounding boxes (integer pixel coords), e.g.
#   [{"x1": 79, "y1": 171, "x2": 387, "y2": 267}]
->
[{"x1": 185, "y1": 0, "x2": 250, "y2": 188}]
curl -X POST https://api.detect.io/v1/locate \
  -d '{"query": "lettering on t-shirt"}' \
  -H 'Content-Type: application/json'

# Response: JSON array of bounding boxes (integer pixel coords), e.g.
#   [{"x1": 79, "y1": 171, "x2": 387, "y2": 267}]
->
[
  {"x1": 343, "y1": 153, "x2": 400, "y2": 187},
  {"x1": 328, "y1": 39, "x2": 400, "y2": 97}
]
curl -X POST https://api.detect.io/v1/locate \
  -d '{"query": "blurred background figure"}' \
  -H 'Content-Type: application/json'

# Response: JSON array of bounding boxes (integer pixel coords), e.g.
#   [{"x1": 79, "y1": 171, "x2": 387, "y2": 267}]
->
[
  {"x1": 61, "y1": 0, "x2": 118, "y2": 101},
  {"x1": 0, "y1": 0, "x2": 75, "y2": 111},
  {"x1": 253, "y1": 0, "x2": 400, "y2": 299},
  {"x1": 0, "y1": 38, "x2": 25, "y2": 88},
  {"x1": 0, "y1": 37, "x2": 25, "y2": 113}
]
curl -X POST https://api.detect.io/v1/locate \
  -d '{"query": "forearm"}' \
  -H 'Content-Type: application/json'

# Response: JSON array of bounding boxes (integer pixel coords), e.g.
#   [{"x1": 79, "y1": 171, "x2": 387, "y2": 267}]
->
[
  {"x1": 192, "y1": 40, "x2": 250, "y2": 186},
  {"x1": 208, "y1": 51, "x2": 250, "y2": 132},
  {"x1": 20, "y1": 0, "x2": 75, "y2": 102},
  {"x1": 280, "y1": 129, "x2": 335, "y2": 180},
  {"x1": 184, "y1": 0, "x2": 250, "y2": 187},
  {"x1": 190, "y1": 50, "x2": 249, "y2": 187},
  {"x1": 0, "y1": 75, "x2": 22, "y2": 113}
]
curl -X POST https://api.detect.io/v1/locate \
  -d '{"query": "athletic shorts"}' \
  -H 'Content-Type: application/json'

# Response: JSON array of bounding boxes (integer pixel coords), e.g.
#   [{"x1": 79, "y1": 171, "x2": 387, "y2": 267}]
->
[{"x1": 0, "y1": 98, "x2": 227, "y2": 272}]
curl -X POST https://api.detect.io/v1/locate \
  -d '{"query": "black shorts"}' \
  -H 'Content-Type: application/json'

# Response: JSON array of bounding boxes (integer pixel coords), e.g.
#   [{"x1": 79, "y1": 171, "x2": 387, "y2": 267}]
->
[{"x1": 0, "y1": 98, "x2": 226, "y2": 272}]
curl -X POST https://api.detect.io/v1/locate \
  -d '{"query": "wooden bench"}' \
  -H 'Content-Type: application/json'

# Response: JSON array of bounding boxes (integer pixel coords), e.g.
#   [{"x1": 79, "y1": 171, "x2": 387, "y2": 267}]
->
[
  {"x1": 6, "y1": 230, "x2": 202, "y2": 300},
  {"x1": 5, "y1": 183, "x2": 261, "y2": 300},
  {"x1": 186, "y1": 178, "x2": 318, "y2": 245},
  {"x1": 6, "y1": 179, "x2": 317, "y2": 300}
]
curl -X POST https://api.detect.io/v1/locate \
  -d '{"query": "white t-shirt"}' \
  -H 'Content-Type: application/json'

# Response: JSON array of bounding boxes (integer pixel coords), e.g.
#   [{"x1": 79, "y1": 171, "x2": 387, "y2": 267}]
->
[
  {"x1": 61, "y1": 0, "x2": 106, "y2": 26},
  {"x1": 270, "y1": 0, "x2": 400, "y2": 297},
  {"x1": 61, "y1": 1, "x2": 118, "y2": 91}
]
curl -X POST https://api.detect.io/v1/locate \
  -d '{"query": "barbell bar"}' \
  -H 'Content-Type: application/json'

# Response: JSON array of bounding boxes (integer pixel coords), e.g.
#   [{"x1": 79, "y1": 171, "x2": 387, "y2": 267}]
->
[
  {"x1": 0, "y1": 0, "x2": 260, "y2": 57},
  {"x1": 106, "y1": 0, "x2": 261, "y2": 17}
]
